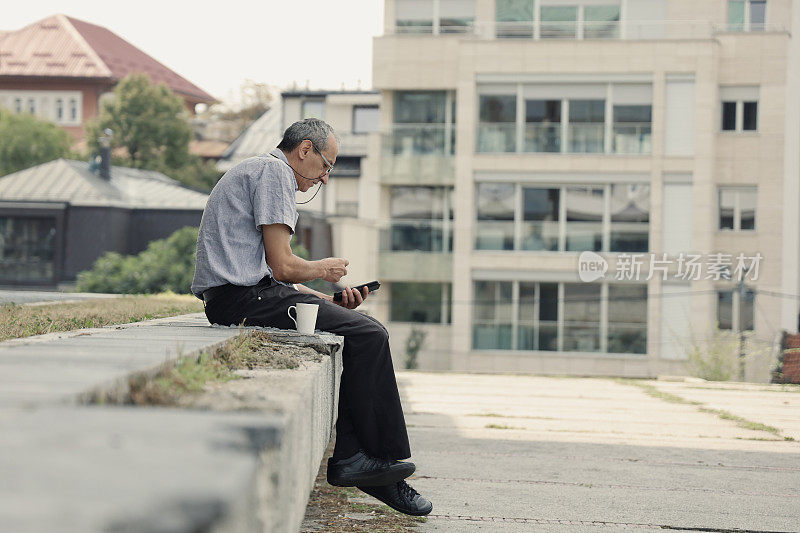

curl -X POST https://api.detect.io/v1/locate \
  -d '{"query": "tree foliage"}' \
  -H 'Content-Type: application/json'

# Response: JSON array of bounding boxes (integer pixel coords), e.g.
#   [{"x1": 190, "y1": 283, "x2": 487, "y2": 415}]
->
[
  {"x1": 76, "y1": 226, "x2": 199, "y2": 294},
  {"x1": 0, "y1": 108, "x2": 72, "y2": 176}
]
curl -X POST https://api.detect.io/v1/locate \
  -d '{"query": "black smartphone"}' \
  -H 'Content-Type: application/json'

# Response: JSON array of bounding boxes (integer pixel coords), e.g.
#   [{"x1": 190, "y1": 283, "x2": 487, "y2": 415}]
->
[{"x1": 333, "y1": 281, "x2": 381, "y2": 302}]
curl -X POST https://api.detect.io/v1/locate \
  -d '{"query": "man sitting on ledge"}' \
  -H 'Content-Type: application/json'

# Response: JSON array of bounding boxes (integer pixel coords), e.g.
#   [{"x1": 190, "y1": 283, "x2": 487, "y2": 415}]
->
[{"x1": 191, "y1": 118, "x2": 432, "y2": 517}]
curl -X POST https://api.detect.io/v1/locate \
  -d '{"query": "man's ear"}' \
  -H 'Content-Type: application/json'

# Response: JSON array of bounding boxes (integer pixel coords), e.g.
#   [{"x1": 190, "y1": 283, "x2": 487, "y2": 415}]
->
[{"x1": 298, "y1": 140, "x2": 313, "y2": 160}]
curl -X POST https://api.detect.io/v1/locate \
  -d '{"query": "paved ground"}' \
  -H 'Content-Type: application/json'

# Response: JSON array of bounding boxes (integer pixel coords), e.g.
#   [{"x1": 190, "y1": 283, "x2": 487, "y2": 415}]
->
[
  {"x1": 387, "y1": 372, "x2": 800, "y2": 532},
  {"x1": 0, "y1": 289, "x2": 119, "y2": 305}
]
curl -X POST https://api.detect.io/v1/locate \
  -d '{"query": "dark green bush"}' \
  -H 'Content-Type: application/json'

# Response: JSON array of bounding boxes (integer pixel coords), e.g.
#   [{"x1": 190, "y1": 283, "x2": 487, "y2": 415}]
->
[{"x1": 76, "y1": 226, "x2": 199, "y2": 294}]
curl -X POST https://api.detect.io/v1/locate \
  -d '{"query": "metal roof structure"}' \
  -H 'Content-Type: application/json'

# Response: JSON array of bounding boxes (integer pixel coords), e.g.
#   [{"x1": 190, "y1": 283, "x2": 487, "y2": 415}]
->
[
  {"x1": 0, "y1": 159, "x2": 208, "y2": 210},
  {"x1": 0, "y1": 14, "x2": 214, "y2": 104},
  {"x1": 217, "y1": 104, "x2": 283, "y2": 172}
]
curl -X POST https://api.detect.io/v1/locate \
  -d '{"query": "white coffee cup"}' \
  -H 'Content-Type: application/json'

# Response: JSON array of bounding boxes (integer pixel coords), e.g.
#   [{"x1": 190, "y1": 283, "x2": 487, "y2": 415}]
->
[{"x1": 287, "y1": 303, "x2": 319, "y2": 335}]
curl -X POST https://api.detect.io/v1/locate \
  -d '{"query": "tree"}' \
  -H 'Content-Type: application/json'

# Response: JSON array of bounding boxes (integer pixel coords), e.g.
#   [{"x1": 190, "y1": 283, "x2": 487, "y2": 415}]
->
[
  {"x1": 0, "y1": 109, "x2": 72, "y2": 176},
  {"x1": 86, "y1": 73, "x2": 193, "y2": 170}
]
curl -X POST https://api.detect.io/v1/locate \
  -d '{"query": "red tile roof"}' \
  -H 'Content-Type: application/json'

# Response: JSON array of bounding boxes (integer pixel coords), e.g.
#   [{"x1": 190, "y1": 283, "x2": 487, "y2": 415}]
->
[{"x1": 0, "y1": 14, "x2": 214, "y2": 104}]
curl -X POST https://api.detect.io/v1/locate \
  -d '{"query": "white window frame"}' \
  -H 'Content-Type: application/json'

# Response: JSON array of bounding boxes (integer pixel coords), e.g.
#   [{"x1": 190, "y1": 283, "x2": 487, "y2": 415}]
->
[
  {"x1": 718, "y1": 186, "x2": 757, "y2": 232},
  {"x1": 474, "y1": 181, "x2": 650, "y2": 253},
  {"x1": 0, "y1": 90, "x2": 82, "y2": 126},
  {"x1": 728, "y1": 0, "x2": 767, "y2": 32},
  {"x1": 471, "y1": 278, "x2": 647, "y2": 354}
]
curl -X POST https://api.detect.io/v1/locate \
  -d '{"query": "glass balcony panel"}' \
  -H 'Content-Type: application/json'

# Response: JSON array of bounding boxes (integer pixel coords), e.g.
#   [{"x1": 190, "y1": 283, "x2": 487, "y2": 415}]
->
[
  {"x1": 562, "y1": 323, "x2": 601, "y2": 352},
  {"x1": 568, "y1": 123, "x2": 605, "y2": 153},
  {"x1": 538, "y1": 322, "x2": 559, "y2": 351},
  {"x1": 380, "y1": 220, "x2": 452, "y2": 252},
  {"x1": 565, "y1": 222, "x2": 602, "y2": 251},
  {"x1": 609, "y1": 225, "x2": 649, "y2": 252},
  {"x1": 477, "y1": 123, "x2": 516, "y2": 152},
  {"x1": 495, "y1": 21, "x2": 534, "y2": 38},
  {"x1": 524, "y1": 123, "x2": 561, "y2": 152},
  {"x1": 612, "y1": 123, "x2": 651, "y2": 154},
  {"x1": 473, "y1": 323, "x2": 513, "y2": 350},
  {"x1": 583, "y1": 5, "x2": 621, "y2": 38},
  {"x1": 475, "y1": 221, "x2": 515, "y2": 250},
  {"x1": 520, "y1": 221, "x2": 560, "y2": 251},
  {"x1": 382, "y1": 124, "x2": 455, "y2": 184},
  {"x1": 540, "y1": 6, "x2": 578, "y2": 38}
]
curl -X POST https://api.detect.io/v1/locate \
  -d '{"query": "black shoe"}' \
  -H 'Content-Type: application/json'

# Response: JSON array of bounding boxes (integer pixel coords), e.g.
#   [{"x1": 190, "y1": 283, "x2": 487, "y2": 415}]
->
[
  {"x1": 327, "y1": 451, "x2": 415, "y2": 487},
  {"x1": 358, "y1": 480, "x2": 433, "y2": 516}
]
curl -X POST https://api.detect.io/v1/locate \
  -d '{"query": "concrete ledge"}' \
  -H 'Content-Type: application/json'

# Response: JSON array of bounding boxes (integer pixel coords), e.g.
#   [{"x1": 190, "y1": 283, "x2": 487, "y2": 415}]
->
[{"x1": 0, "y1": 314, "x2": 344, "y2": 532}]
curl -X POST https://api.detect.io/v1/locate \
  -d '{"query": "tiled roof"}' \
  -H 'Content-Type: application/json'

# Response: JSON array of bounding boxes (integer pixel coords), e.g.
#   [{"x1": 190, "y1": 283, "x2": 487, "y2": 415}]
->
[
  {"x1": 0, "y1": 159, "x2": 208, "y2": 210},
  {"x1": 0, "y1": 14, "x2": 214, "y2": 103}
]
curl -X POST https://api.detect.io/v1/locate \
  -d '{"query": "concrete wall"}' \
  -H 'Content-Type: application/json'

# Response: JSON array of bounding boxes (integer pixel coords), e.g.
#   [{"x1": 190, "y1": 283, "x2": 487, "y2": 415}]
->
[
  {"x1": 63, "y1": 206, "x2": 131, "y2": 280},
  {"x1": 128, "y1": 209, "x2": 202, "y2": 253}
]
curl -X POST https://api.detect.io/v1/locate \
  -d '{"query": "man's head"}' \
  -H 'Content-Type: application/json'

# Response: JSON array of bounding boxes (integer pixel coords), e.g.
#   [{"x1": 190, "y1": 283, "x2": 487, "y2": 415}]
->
[{"x1": 277, "y1": 118, "x2": 339, "y2": 192}]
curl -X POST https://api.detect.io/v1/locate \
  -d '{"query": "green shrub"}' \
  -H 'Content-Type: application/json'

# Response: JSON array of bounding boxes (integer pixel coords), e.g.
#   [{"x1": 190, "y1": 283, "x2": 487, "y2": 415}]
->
[
  {"x1": 76, "y1": 226, "x2": 198, "y2": 294},
  {"x1": 405, "y1": 327, "x2": 427, "y2": 370}
]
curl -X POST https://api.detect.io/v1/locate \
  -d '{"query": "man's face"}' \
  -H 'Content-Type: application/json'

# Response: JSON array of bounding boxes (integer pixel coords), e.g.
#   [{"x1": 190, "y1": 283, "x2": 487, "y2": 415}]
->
[{"x1": 296, "y1": 135, "x2": 338, "y2": 193}]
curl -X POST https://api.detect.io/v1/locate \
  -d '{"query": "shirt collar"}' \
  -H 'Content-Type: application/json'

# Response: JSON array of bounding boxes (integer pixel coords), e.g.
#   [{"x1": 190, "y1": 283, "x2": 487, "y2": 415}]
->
[{"x1": 269, "y1": 148, "x2": 299, "y2": 191}]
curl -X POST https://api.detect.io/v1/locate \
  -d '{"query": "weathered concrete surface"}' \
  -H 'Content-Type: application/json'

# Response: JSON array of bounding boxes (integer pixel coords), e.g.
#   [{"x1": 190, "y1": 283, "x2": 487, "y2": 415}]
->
[
  {"x1": 0, "y1": 289, "x2": 119, "y2": 305},
  {"x1": 394, "y1": 373, "x2": 800, "y2": 532},
  {"x1": 0, "y1": 313, "x2": 344, "y2": 532}
]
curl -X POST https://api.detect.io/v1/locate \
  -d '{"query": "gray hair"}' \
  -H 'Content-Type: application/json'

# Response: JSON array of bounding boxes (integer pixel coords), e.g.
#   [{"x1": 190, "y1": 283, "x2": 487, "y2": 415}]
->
[{"x1": 277, "y1": 118, "x2": 338, "y2": 152}]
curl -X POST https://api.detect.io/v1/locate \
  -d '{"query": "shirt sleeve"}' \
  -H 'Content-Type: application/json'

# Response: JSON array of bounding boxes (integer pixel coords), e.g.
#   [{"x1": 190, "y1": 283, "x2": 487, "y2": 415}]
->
[{"x1": 252, "y1": 160, "x2": 297, "y2": 234}]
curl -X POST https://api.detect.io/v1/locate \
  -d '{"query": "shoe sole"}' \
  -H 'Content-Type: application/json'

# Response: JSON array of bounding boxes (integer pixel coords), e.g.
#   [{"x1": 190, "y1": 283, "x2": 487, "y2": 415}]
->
[
  {"x1": 357, "y1": 487, "x2": 433, "y2": 516},
  {"x1": 327, "y1": 462, "x2": 415, "y2": 487}
]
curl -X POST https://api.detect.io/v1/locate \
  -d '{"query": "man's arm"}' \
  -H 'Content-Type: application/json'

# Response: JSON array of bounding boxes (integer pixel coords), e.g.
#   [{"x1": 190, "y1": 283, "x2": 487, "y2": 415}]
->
[{"x1": 262, "y1": 223, "x2": 347, "y2": 284}]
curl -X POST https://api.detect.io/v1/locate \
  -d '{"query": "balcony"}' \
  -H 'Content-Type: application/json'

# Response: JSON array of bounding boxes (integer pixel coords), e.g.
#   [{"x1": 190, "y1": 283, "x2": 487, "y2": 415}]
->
[
  {"x1": 380, "y1": 220, "x2": 453, "y2": 253},
  {"x1": 338, "y1": 132, "x2": 370, "y2": 156},
  {"x1": 477, "y1": 122, "x2": 651, "y2": 155},
  {"x1": 381, "y1": 124, "x2": 455, "y2": 185},
  {"x1": 612, "y1": 123, "x2": 652, "y2": 155}
]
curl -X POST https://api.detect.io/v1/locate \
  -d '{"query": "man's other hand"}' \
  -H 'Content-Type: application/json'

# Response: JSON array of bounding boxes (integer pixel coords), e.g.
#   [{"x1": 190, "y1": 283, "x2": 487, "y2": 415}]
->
[
  {"x1": 320, "y1": 257, "x2": 349, "y2": 283},
  {"x1": 335, "y1": 285, "x2": 369, "y2": 309}
]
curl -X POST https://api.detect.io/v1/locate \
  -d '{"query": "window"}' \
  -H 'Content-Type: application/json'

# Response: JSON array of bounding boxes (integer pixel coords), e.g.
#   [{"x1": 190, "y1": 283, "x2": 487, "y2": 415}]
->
[
  {"x1": 719, "y1": 187, "x2": 756, "y2": 231},
  {"x1": 439, "y1": 0, "x2": 476, "y2": 33},
  {"x1": 540, "y1": 5, "x2": 578, "y2": 39},
  {"x1": 0, "y1": 217, "x2": 57, "y2": 283},
  {"x1": 353, "y1": 105, "x2": 380, "y2": 134},
  {"x1": 56, "y1": 98, "x2": 63, "y2": 121},
  {"x1": 14, "y1": 98, "x2": 21, "y2": 113},
  {"x1": 28, "y1": 98, "x2": 36, "y2": 114},
  {"x1": 583, "y1": 5, "x2": 621, "y2": 39},
  {"x1": 477, "y1": 94, "x2": 516, "y2": 152},
  {"x1": 390, "y1": 282, "x2": 452, "y2": 323},
  {"x1": 472, "y1": 280, "x2": 647, "y2": 353},
  {"x1": 478, "y1": 83, "x2": 651, "y2": 154},
  {"x1": 496, "y1": 0, "x2": 534, "y2": 38},
  {"x1": 391, "y1": 91, "x2": 453, "y2": 155},
  {"x1": 396, "y1": 0, "x2": 475, "y2": 34},
  {"x1": 332, "y1": 156, "x2": 360, "y2": 177},
  {"x1": 395, "y1": 0, "x2": 433, "y2": 33},
  {"x1": 475, "y1": 182, "x2": 650, "y2": 253},
  {"x1": 496, "y1": 2, "x2": 620, "y2": 39},
  {"x1": 69, "y1": 98, "x2": 78, "y2": 122},
  {"x1": 302, "y1": 100, "x2": 325, "y2": 119},
  {"x1": 385, "y1": 186, "x2": 453, "y2": 252},
  {"x1": 720, "y1": 87, "x2": 759, "y2": 132},
  {"x1": 728, "y1": 0, "x2": 766, "y2": 31},
  {"x1": 718, "y1": 289, "x2": 755, "y2": 331}
]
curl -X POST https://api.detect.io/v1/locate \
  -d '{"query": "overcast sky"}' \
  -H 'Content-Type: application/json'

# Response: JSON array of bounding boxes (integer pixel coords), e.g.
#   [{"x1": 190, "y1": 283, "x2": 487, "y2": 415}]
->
[{"x1": 3, "y1": 0, "x2": 385, "y2": 104}]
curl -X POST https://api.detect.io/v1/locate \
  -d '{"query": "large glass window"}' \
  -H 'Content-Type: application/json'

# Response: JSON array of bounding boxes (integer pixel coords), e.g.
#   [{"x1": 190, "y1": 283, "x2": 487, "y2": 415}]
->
[
  {"x1": 718, "y1": 289, "x2": 754, "y2": 331},
  {"x1": 584, "y1": 5, "x2": 620, "y2": 38},
  {"x1": 473, "y1": 280, "x2": 646, "y2": 353},
  {"x1": 728, "y1": 0, "x2": 766, "y2": 31},
  {"x1": 521, "y1": 187, "x2": 560, "y2": 251},
  {"x1": 568, "y1": 100, "x2": 605, "y2": 153},
  {"x1": 475, "y1": 182, "x2": 649, "y2": 253},
  {"x1": 396, "y1": 0, "x2": 434, "y2": 33},
  {"x1": 386, "y1": 186, "x2": 453, "y2": 252},
  {"x1": 475, "y1": 183, "x2": 515, "y2": 250},
  {"x1": 565, "y1": 186, "x2": 604, "y2": 252},
  {"x1": 440, "y1": 0, "x2": 475, "y2": 33},
  {"x1": 607, "y1": 284, "x2": 647, "y2": 353},
  {"x1": 477, "y1": 94, "x2": 517, "y2": 152},
  {"x1": 392, "y1": 91, "x2": 450, "y2": 155},
  {"x1": 496, "y1": 0, "x2": 534, "y2": 37},
  {"x1": 613, "y1": 105, "x2": 652, "y2": 154},
  {"x1": 718, "y1": 187, "x2": 757, "y2": 231},
  {"x1": 473, "y1": 281, "x2": 513, "y2": 349},
  {"x1": 390, "y1": 282, "x2": 452, "y2": 323},
  {"x1": 609, "y1": 184, "x2": 650, "y2": 252},
  {"x1": 540, "y1": 5, "x2": 578, "y2": 39},
  {"x1": 0, "y1": 217, "x2": 57, "y2": 283},
  {"x1": 353, "y1": 105, "x2": 380, "y2": 134},
  {"x1": 525, "y1": 99, "x2": 561, "y2": 153}
]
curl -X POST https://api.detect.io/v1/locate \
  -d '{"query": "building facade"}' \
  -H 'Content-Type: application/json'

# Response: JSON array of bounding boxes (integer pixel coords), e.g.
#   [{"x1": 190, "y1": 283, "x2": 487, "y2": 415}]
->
[{"x1": 369, "y1": 0, "x2": 800, "y2": 379}]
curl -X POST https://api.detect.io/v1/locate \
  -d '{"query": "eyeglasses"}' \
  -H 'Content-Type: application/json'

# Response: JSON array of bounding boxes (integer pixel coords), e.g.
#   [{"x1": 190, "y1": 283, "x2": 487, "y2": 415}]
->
[{"x1": 311, "y1": 143, "x2": 335, "y2": 176}]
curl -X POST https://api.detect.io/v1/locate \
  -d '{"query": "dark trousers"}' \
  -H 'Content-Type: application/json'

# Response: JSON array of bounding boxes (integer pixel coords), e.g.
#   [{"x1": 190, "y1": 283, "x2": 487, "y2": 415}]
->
[{"x1": 203, "y1": 277, "x2": 411, "y2": 461}]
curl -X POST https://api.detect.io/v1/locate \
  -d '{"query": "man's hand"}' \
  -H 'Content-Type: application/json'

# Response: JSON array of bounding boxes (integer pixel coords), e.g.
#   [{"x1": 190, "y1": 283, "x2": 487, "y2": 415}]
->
[
  {"x1": 320, "y1": 257, "x2": 349, "y2": 283},
  {"x1": 335, "y1": 285, "x2": 369, "y2": 309}
]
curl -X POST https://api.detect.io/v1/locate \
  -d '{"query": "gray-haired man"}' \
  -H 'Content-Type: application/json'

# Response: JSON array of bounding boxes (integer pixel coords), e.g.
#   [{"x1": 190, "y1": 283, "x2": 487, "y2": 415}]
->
[{"x1": 192, "y1": 118, "x2": 432, "y2": 516}]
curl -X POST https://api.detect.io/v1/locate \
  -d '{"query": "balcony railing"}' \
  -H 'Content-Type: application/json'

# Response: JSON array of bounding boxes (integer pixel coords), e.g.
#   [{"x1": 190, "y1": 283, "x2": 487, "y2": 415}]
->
[
  {"x1": 524, "y1": 123, "x2": 561, "y2": 153},
  {"x1": 385, "y1": 20, "x2": 787, "y2": 40},
  {"x1": 478, "y1": 122, "x2": 651, "y2": 155},
  {"x1": 613, "y1": 123, "x2": 652, "y2": 155},
  {"x1": 381, "y1": 124, "x2": 455, "y2": 184},
  {"x1": 568, "y1": 123, "x2": 605, "y2": 154},
  {"x1": 379, "y1": 219, "x2": 453, "y2": 253}
]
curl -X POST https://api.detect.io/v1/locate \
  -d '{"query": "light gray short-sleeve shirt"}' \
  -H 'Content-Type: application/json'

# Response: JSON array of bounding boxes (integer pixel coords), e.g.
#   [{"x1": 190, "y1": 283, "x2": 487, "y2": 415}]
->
[{"x1": 191, "y1": 149, "x2": 299, "y2": 297}]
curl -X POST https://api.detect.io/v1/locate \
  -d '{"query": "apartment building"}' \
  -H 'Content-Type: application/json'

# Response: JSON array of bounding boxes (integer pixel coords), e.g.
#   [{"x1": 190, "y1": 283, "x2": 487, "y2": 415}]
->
[
  {"x1": 281, "y1": 90, "x2": 382, "y2": 284},
  {"x1": 368, "y1": 0, "x2": 800, "y2": 379}
]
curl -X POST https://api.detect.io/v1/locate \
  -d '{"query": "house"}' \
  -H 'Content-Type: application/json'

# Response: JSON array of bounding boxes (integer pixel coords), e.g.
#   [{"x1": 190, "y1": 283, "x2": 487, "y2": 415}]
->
[
  {"x1": 0, "y1": 14, "x2": 215, "y2": 142},
  {"x1": 368, "y1": 0, "x2": 800, "y2": 380},
  {"x1": 0, "y1": 156, "x2": 208, "y2": 286}
]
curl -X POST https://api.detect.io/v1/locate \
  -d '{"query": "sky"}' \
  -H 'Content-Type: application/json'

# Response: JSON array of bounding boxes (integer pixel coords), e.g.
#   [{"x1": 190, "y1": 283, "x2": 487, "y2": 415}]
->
[{"x1": 3, "y1": 0, "x2": 385, "y2": 105}]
